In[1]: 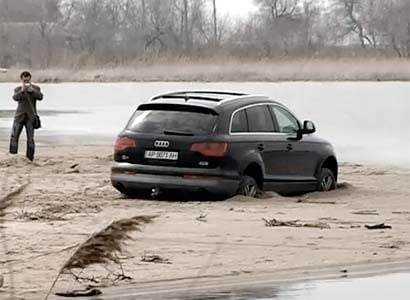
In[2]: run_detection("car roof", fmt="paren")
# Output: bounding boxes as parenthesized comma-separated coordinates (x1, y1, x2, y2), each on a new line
(145, 90, 279, 113)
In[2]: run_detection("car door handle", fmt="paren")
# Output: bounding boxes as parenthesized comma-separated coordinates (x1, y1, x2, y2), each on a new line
(257, 144, 265, 152)
(286, 144, 293, 151)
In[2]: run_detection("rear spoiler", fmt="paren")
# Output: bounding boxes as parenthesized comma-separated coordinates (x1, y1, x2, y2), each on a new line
(137, 103, 219, 115)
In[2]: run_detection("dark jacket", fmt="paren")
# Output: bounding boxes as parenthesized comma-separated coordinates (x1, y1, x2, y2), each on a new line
(13, 85, 43, 122)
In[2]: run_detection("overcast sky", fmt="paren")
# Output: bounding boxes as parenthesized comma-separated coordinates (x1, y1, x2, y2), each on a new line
(216, 0, 257, 17)
(216, 0, 330, 17)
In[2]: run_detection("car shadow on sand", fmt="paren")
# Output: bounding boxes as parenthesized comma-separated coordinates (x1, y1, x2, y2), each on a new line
(120, 182, 354, 203)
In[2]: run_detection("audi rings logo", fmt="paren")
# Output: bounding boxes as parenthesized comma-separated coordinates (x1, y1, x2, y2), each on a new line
(154, 140, 170, 148)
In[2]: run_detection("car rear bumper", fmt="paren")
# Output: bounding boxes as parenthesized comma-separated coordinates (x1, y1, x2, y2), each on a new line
(111, 162, 239, 196)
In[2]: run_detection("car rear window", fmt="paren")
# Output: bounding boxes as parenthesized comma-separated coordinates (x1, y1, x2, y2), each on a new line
(231, 110, 248, 133)
(126, 110, 218, 135)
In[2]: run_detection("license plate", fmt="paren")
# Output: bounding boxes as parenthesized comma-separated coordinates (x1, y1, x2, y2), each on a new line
(144, 151, 179, 160)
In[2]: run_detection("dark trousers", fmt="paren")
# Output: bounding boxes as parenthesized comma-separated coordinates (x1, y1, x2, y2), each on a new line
(9, 115, 35, 161)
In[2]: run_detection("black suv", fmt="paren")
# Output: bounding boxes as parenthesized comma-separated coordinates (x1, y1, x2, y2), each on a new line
(111, 91, 338, 198)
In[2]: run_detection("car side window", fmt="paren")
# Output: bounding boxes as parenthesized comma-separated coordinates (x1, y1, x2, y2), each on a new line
(246, 105, 275, 133)
(271, 106, 300, 134)
(231, 110, 248, 133)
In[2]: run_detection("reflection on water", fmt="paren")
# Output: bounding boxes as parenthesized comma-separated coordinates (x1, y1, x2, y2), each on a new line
(175, 289, 278, 300)
(174, 273, 410, 300)
(281, 272, 410, 300)
(0, 82, 409, 166)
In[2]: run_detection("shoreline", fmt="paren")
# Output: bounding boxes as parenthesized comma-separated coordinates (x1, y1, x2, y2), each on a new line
(2, 59, 410, 83)
(94, 258, 410, 299)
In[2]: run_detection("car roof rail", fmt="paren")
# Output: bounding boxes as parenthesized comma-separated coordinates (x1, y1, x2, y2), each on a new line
(217, 94, 270, 105)
(151, 91, 248, 102)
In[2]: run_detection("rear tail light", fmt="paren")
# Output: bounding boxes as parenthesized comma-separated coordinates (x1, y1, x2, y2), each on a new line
(115, 137, 137, 152)
(190, 142, 228, 157)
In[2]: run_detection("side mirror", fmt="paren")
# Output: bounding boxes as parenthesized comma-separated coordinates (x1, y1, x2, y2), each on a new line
(287, 120, 316, 141)
(301, 120, 316, 134)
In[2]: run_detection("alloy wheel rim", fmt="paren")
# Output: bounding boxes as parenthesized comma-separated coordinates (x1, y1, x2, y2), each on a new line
(244, 184, 257, 197)
(321, 175, 333, 191)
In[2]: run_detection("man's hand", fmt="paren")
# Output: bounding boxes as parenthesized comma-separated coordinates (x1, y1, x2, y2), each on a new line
(27, 85, 34, 93)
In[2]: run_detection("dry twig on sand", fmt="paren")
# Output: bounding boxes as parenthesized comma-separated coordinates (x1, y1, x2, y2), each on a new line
(141, 252, 172, 264)
(365, 223, 392, 230)
(55, 287, 102, 298)
(352, 210, 379, 216)
(262, 218, 330, 229)
(196, 213, 207, 223)
(44, 215, 156, 300)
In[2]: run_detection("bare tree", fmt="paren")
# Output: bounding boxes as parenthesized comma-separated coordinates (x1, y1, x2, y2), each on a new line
(36, 0, 63, 66)
(2, 0, 410, 68)
(212, 0, 217, 44)
(183, 0, 191, 53)
(378, 0, 410, 58)
(331, 0, 384, 48)
(141, 0, 147, 29)
(255, 0, 299, 19)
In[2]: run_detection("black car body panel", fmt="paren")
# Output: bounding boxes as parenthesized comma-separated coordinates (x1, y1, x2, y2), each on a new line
(111, 91, 338, 197)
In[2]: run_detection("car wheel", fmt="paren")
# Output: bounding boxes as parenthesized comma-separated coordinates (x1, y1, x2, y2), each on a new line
(238, 176, 259, 198)
(317, 168, 336, 192)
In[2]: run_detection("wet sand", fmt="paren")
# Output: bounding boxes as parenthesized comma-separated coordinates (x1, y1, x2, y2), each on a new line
(1, 144, 410, 299)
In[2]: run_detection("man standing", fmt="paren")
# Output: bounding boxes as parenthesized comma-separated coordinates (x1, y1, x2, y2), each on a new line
(9, 71, 43, 161)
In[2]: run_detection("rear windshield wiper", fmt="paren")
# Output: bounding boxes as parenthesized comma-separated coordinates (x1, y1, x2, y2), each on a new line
(164, 130, 194, 136)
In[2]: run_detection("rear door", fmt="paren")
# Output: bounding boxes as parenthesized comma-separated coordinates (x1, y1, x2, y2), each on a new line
(244, 105, 290, 182)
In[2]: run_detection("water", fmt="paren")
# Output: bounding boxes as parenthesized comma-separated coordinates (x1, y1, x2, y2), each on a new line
(92, 271, 410, 299)
(1, 82, 409, 166)
(279, 272, 410, 300)
(168, 273, 410, 300)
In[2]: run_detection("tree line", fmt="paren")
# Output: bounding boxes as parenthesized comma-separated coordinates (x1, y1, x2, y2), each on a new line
(1, 0, 410, 68)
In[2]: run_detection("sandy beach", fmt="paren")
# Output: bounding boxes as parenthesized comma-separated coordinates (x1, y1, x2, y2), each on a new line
(0, 143, 410, 299)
